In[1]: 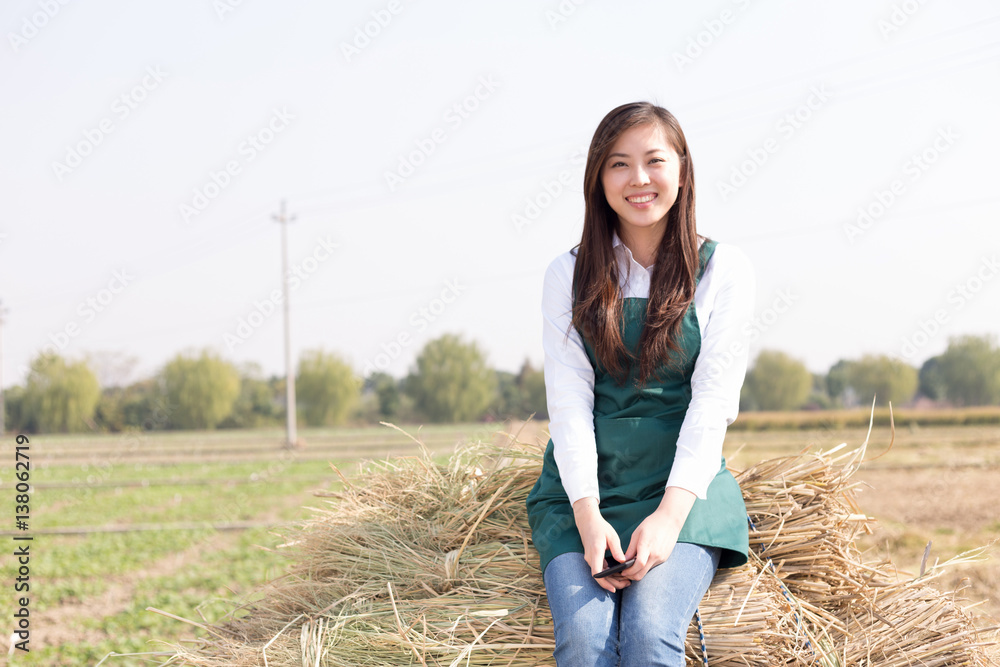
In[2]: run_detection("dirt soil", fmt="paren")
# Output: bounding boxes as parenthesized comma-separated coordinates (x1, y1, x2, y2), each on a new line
(853, 466, 1000, 624)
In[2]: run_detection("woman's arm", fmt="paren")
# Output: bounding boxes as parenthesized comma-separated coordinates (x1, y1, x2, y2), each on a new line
(542, 252, 629, 592)
(668, 243, 756, 498)
(541, 252, 599, 506)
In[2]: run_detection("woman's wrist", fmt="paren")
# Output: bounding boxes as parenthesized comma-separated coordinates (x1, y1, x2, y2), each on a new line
(653, 486, 696, 530)
(572, 496, 601, 517)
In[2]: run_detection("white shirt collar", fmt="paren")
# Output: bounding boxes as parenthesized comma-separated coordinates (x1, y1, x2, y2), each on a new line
(612, 230, 651, 271)
(611, 229, 704, 264)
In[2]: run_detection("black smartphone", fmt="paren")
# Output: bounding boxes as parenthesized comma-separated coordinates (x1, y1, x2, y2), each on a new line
(594, 557, 636, 579)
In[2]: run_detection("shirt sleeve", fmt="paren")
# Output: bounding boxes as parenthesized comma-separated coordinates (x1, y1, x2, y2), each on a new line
(541, 252, 600, 506)
(666, 243, 756, 499)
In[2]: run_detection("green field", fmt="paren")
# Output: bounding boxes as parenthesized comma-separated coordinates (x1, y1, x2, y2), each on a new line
(1, 417, 997, 665)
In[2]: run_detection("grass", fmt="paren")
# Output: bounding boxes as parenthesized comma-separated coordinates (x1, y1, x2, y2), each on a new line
(0, 423, 501, 666)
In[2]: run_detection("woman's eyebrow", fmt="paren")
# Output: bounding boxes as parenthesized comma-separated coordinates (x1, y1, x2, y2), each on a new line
(607, 148, 667, 158)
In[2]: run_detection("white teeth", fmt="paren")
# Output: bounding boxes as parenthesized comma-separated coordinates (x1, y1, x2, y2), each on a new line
(628, 194, 656, 203)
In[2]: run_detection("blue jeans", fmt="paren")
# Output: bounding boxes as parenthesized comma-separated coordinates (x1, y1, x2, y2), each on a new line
(543, 543, 720, 667)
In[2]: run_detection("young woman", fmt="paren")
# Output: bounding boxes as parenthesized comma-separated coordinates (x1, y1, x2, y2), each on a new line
(525, 102, 755, 666)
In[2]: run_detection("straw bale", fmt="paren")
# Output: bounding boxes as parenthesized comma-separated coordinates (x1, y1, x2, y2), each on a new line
(160, 429, 999, 666)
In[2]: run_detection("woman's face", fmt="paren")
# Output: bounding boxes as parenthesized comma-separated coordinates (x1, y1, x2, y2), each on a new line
(600, 122, 684, 240)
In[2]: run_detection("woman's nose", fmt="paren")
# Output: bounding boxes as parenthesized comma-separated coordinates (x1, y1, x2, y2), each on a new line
(630, 165, 650, 186)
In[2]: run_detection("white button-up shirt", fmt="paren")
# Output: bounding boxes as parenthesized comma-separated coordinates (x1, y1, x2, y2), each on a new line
(542, 231, 756, 505)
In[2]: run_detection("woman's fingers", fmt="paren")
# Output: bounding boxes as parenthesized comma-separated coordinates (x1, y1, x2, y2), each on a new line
(587, 552, 607, 577)
(592, 554, 619, 593)
(609, 533, 627, 564)
(621, 524, 659, 581)
(623, 542, 649, 580)
(574, 509, 629, 592)
(623, 528, 639, 564)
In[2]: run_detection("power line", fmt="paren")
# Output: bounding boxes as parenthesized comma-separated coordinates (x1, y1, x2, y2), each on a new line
(13, 19, 998, 309)
(284, 18, 1000, 218)
(680, 13, 1000, 121)
(7, 18, 998, 335)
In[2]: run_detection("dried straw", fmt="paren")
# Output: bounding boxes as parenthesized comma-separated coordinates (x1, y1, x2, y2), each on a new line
(155, 425, 999, 666)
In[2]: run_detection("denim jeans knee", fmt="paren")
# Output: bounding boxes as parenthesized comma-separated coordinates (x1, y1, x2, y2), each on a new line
(618, 543, 720, 667)
(542, 544, 720, 667)
(543, 551, 619, 667)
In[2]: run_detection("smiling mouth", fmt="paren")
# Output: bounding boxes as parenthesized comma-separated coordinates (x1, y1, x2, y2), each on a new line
(626, 193, 657, 204)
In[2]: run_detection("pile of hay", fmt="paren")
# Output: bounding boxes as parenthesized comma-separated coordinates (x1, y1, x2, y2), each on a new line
(161, 425, 999, 666)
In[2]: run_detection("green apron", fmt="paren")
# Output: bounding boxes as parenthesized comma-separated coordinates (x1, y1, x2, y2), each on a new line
(526, 239, 749, 575)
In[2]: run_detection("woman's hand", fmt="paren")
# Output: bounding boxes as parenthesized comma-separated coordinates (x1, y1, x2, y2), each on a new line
(572, 497, 629, 593)
(621, 486, 696, 581)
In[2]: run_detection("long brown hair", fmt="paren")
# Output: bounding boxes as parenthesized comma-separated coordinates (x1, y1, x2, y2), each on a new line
(571, 102, 702, 387)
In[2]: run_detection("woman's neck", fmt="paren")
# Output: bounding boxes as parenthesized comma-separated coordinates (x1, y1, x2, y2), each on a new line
(618, 225, 664, 269)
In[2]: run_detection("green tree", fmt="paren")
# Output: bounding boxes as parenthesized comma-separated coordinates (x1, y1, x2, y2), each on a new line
(806, 371, 834, 410)
(80, 378, 169, 432)
(741, 350, 812, 411)
(297, 350, 360, 426)
(94, 386, 128, 432)
(120, 379, 171, 430)
(487, 360, 547, 420)
(841, 355, 918, 407)
(517, 359, 547, 419)
(493, 369, 522, 419)
(21, 353, 101, 433)
(364, 371, 401, 419)
(3, 385, 27, 433)
(407, 333, 498, 422)
(933, 335, 1000, 406)
(160, 349, 241, 429)
(825, 359, 853, 406)
(220, 362, 283, 428)
(918, 356, 946, 401)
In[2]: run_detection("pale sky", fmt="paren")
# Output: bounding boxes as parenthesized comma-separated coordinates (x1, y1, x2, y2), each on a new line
(2, 0, 999, 389)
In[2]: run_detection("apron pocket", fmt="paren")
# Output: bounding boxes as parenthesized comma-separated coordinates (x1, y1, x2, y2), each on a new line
(593, 416, 683, 501)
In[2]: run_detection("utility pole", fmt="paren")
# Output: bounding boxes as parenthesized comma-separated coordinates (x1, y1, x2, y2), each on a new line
(273, 201, 299, 449)
(0, 300, 7, 436)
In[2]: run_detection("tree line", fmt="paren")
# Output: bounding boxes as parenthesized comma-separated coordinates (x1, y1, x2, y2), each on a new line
(4, 333, 998, 434)
(742, 335, 1000, 411)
